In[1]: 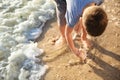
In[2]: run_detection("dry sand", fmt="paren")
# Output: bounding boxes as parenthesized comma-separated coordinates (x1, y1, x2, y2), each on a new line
(37, 0, 120, 80)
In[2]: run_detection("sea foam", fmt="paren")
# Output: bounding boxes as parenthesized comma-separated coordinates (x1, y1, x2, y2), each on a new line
(0, 0, 55, 80)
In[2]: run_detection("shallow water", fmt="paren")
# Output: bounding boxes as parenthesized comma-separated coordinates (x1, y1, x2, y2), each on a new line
(0, 0, 55, 80)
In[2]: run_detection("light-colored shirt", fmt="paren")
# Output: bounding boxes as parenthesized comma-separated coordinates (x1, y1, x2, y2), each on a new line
(65, 0, 104, 27)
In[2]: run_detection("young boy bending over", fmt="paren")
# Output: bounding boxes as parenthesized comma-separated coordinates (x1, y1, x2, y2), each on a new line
(53, 0, 108, 60)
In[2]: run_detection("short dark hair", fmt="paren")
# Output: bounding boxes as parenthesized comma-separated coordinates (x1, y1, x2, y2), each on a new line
(82, 6, 108, 36)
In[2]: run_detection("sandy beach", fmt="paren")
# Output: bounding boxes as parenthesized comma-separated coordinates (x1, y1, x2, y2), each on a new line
(37, 0, 120, 80)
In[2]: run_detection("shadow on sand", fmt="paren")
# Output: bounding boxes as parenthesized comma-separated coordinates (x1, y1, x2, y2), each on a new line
(92, 41, 120, 61)
(88, 41, 120, 80)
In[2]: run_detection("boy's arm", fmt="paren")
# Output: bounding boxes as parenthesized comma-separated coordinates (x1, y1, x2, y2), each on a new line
(65, 25, 80, 56)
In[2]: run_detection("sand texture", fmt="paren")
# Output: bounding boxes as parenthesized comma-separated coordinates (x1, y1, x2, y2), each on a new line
(37, 0, 120, 80)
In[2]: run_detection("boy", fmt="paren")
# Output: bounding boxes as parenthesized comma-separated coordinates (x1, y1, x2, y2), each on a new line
(53, 0, 108, 60)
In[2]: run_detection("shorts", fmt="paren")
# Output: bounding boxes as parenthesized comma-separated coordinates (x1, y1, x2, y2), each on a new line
(54, 0, 66, 26)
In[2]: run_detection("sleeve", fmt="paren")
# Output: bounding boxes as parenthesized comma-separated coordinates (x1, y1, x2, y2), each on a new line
(93, 0, 104, 5)
(65, 12, 80, 28)
(65, 0, 84, 28)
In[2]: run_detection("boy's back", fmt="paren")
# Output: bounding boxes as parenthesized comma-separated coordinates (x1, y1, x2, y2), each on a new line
(65, 0, 104, 27)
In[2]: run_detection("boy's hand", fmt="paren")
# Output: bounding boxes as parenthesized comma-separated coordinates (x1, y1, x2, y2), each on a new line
(72, 48, 87, 61)
(72, 48, 80, 57)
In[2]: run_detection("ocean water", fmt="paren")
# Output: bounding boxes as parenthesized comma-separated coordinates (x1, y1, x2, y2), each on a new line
(0, 0, 55, 80)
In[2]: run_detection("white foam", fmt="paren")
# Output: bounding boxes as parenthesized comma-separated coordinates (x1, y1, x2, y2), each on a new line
(0, 0, 55, 80)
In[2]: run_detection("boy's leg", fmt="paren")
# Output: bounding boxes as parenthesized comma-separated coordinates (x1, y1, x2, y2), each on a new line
(73, 18, 92, 51)
(53, 0, 66, 45)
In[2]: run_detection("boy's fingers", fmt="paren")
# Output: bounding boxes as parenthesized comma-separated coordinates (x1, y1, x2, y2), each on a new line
(78, 49, 87, 61)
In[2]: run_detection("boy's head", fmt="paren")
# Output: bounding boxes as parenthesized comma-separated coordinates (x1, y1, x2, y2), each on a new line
(82, 6, 108, 37)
